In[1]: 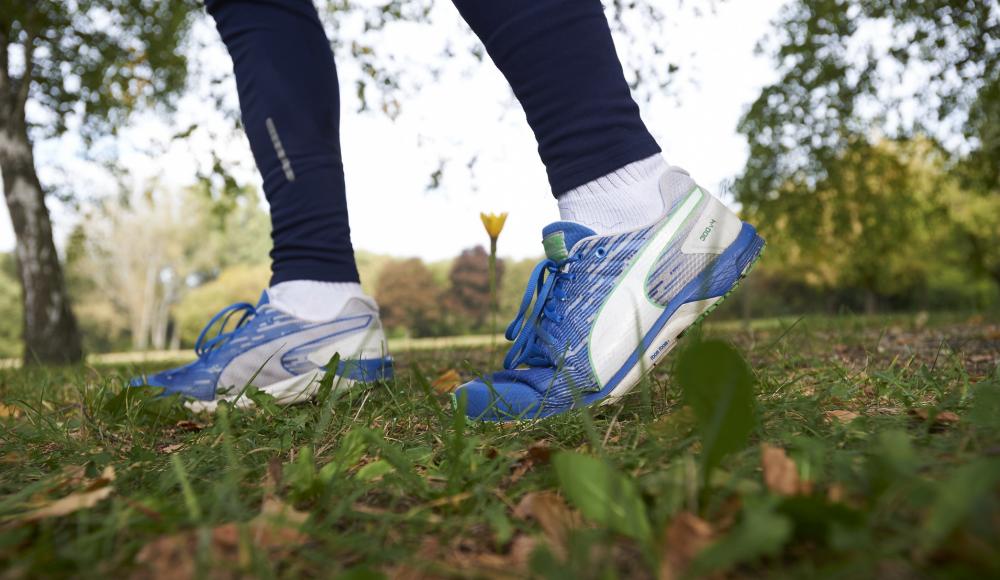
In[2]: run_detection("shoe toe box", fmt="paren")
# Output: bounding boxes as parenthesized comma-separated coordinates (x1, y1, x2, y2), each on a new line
(456, 378, 547, 421)
(128, 363, 218, 401)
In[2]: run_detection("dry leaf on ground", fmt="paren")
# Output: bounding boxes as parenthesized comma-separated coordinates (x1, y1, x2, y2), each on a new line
(910, 408, 961, 428)
(1, 452, 23, 464)
(824, 410, 860, 424)
(16, 466, 116, 523)
(390, 533, 536, 580)
(507, 441, 552, 485)
(513, 491, 582, 559)
(390, 537, 442, 580)
(659, 512, 714, 580)
(134, 496, 309, 579)
(431, 369, 462, 394)
(761, 444, 802, 496)
(936, 411, 961, 423)
(0, 403, 21, 418)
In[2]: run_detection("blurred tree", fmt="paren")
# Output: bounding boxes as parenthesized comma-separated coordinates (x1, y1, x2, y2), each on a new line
(955, 73, 1000, 284)
(375, 258, 445, 337)
(67, 182, 272, 351)
(174, 262, 271, 347)
(70, 186, 216, 350)
(355, 250, 395, 297)
(739, 0, 997, 200)
(0, 0, 701, 362)
(499, 256, 541, 324)
(748, 138, 956, 313)
(445, 245, 503, 332)
(0, 1, 196, 363)
(738, 0, 1000, 307)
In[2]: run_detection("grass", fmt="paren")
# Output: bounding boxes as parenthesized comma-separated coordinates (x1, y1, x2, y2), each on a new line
(0, 312, 998, 578)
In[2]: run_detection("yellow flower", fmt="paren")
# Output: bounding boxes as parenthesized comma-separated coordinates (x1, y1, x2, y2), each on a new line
(480, 212, 508, 241)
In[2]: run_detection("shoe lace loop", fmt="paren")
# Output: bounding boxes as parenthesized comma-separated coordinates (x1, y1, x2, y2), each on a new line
(194, 302, 257, 357)
(503, 256, 579, 369)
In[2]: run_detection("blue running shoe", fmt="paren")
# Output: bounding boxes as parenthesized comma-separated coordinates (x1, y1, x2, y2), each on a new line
(130, 290, 392, 412)
(457, 166, 765, 421)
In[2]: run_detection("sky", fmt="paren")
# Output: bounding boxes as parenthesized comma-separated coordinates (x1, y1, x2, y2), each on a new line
(6, 0, 789, 262)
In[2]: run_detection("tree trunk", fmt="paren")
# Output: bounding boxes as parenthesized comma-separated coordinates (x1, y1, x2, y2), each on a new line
(864, 289, 878, 315)
(0, 113, 83, 364)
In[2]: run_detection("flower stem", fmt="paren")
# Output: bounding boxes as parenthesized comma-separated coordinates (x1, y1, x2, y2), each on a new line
(489, 237, 497, 363)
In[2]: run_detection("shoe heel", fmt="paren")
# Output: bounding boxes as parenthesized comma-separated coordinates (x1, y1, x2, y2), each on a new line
(336, 356, 394, 382)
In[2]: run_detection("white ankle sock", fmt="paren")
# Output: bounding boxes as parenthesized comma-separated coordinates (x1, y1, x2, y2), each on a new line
(268, 280, 366, 322)
(557, 154, 668, 234)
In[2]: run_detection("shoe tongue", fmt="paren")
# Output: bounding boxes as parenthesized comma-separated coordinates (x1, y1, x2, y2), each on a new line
(541, 221, 597, 262)
(257, 290, 270, 307)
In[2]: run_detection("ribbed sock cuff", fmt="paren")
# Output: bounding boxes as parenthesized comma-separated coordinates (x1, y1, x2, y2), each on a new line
(557, 154, 668, 233)
(268, 280, 366, 322)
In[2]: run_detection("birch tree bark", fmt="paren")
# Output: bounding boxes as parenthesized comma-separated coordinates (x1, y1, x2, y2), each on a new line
(0, 33, 82, 364)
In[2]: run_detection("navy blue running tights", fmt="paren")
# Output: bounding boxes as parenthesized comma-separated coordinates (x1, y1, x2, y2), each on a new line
(205, 0, 660, 284)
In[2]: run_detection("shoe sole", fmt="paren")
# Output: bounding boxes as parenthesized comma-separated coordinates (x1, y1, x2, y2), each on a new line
(598, 222, 766, 405)
(184, 369, 358, 413)
(184, 356, 394, 413)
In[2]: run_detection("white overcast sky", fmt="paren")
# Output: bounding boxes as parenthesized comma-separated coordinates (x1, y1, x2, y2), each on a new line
(8, 0, 788, 262)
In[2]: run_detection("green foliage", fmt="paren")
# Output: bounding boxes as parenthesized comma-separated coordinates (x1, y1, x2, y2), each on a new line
(737, 0, 1000, 313)
(355, 250, 396, 297)
(444, 246, 503, 334)
(174, 263, 271, 347)
(691, 500, 792, 576)
(1, 0, 198, 138)
(375, 258, 446, 338)
(674, 339, 756, 485)
(66, 186, 271, 351)
(921, 459, 1000, 552)
(499, 256, 540, 324)
(553, 451, 652, 544)
(739, 0, 997, 201)
(968, 375, 1000, 430)
(0, 314, 998, 576)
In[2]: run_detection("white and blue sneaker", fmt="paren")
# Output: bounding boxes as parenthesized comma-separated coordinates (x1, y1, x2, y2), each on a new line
(456, 167, 765, 420)
(130, 290, 392, 412)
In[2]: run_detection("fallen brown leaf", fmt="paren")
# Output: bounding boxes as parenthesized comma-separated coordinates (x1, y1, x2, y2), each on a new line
(19, 487, 113, 523)
(513, 491, 582, 559)
(16, 466, 116, 523)
(507, 535, 539, 572)
(910, 408, 961, 428)
(160, 443, 185, 454)
(174, 420, 207, 432)
(431, 369, 462, 394)
(761, 444, 801, 497)
(134, 495, 309, 579)
(392, 532, 536, 580)
(824, 409, 860, 424)
(507, 440, 552, 485)
(659, 512, 714, 580)
(0, 403, 21, 418)
(1, 452, 23, 464)
(935, 410, 960, 423)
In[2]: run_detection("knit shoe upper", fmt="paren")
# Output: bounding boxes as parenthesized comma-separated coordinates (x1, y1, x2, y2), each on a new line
(129, 290, 392, 407)
(457, 167, 765, 420)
